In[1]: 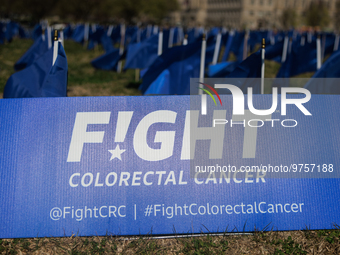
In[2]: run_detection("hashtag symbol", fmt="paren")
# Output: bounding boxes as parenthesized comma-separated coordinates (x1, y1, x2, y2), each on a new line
(144, 205, 153, 216)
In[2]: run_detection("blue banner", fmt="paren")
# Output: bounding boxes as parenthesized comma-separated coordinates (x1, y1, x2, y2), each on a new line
(0, 95, 339, 238)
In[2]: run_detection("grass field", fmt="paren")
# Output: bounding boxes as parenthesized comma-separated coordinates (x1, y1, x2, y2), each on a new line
(0, 39, 142, 98)
(0, 38, 338, 254)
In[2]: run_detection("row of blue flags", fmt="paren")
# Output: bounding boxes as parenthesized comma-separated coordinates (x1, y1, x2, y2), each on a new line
(4, 21, 340, 98)
(0, 21, 28, 44)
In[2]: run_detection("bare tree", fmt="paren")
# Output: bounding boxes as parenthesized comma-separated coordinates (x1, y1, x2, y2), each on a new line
(305, 0, 330, 28)
(281, 8, 297, 30)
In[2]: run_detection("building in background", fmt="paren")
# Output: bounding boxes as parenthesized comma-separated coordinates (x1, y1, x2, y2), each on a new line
(172, 0, 337, 30)
(173, 0, 207, 26)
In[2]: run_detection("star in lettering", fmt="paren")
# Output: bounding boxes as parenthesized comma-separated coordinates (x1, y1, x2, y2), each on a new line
(108, 145, 126, 161)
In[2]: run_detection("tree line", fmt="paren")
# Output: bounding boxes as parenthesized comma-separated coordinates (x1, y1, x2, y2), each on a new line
(0, 0, 179, 24)
(281, 0, 340, 30)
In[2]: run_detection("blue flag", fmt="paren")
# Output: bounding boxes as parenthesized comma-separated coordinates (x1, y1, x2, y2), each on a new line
(4, 42, 68, 98)
(125, 26, 138, 45)
(63, 25, 73, 39)
(229, 31, 245, 62)
(5, 21, 19, 42)
(304, 50, 340, 94)
(207, 61, 238, 77)
(18, 24, 28, 38)
(220, 51, 263, 94)
(14, 35, 48, 71)
(226, 51, 262, 78)
(32, 24, 43, 41)
(248, 31, 263, 52)
(100, 33, 115, 53)
(140, 40, 202, 94)
(265, 40, 284, 63)
(91, 48, 120, 70)
(323, 33, 336, 56)
(109, 26, 121, 45)
(221, 32, 235, 62)
(124, 34, 160, 70)
(140, 36, 216, 95)
(276, 39, 317, 78)
(72, 24, 85, 44)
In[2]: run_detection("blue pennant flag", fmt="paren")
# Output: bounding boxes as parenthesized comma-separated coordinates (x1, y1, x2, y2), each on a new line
(221, 32, 235, 62)
(4, 42, 68, 98)
(63, 25, 73, 39)
(276, 39, 317, 78)
(220, 51, 263, 94)
(91, 48, 120, 70)
(248, 31, 263, 52)
(84, 26, 114, 52)
(209, 34, 283, 78)
(5, 21, 19, 42)
(304, 50, 340, 94)
(207, 61, 238, 77)
(72, 24, 85, 44)
(32, 24, 43, 41)
(140, 36, 216, 95)
(227, 51, 262, 78)
(14, 35, 48, 71)
(124, 34, 160, 70)
(87, 25, 102, 50)
(100, 33, 115, 53)
(125, 26, 138, 45)
(323, 33, 336, 56)
(139, 40, 202, 95)
(109, 26, 121, 45)
(265, 40, 284, 63)
(229, 31, 245, 62)
(18, 24, 28, 38)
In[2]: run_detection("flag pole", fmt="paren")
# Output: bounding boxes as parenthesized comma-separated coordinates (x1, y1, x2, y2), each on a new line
(158, 28, 163, 56)
(300, 35, 305, 46)
(52, 30, 58, 66)
(288, 37, 292, 54)
(261, 38, 265, 95)
(42, 28, 46, 42)
(117, 24, 125, 73)
(307, 30, 312, 43)
(333, 32, 339, 52)
(146, 24, 152, 38)
(199, 34, 206, 95)
(92, 24, 98, 51)
(153, 25, 158, 35)
(281, 34, 289, 63)
(242, 30, 249, 61)
(321, 33, 326, 63)
(47, 25, 52, 49)
(178, 26, 184, 44)
(316, 34, 322, 70)
(212, 32, 222, 64)
(135, 25, 141, 82)
(168, 27, 174, 48)
(183, 34, 188, 45)
(59, 29, 64, 47)
(84, 23, 89, 49)
(270, 31, 275, 45)
(107, 25, 114, 37)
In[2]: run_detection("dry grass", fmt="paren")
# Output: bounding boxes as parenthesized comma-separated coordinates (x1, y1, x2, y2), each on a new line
(1, 229, 340, 254)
